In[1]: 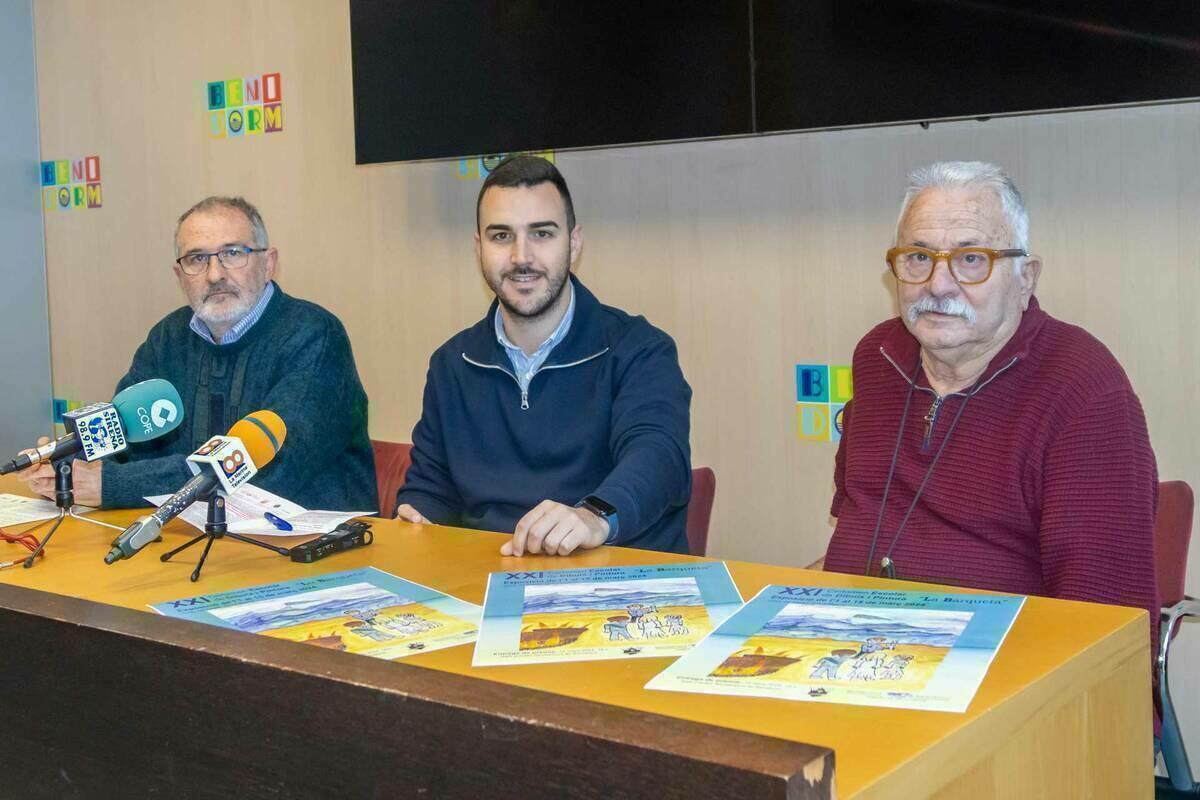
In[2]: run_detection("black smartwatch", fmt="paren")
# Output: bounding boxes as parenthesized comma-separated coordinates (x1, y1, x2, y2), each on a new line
(576, 495, 617, 521)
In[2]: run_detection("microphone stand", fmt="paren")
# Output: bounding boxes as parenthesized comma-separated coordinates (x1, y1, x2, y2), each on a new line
(159, 487, 290, 582)
(21, 456, 123, 568)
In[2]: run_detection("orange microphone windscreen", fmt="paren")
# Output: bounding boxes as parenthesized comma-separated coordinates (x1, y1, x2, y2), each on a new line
(228, 410, 287, 468)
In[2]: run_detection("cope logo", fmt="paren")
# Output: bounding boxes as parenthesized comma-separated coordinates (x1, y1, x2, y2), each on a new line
(135, 399, 179, 436)
(207, 73, 283, 138)
(41, 155, 102, 211)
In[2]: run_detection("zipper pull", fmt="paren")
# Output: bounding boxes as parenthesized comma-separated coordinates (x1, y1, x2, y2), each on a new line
(922, 396, 942, 452)
(521, 390, 529, 411)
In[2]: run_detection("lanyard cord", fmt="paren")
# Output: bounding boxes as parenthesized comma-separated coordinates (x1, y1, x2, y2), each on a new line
(863, 366, 919, 575)
(874, 396, 973, 578)
(862, 364, 974, 578)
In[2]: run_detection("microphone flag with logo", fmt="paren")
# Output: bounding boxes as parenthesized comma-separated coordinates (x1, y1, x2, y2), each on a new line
(117, 378, 184, 444)
(0, 379, 185, 475)
(104, 410, 287, 564)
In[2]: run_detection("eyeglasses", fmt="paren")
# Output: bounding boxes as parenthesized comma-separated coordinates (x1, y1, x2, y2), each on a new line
(886, 246, 1027, 286)
(175, 246, 266, 275)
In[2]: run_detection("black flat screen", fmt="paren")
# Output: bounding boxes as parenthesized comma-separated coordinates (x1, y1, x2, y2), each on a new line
(350, 1, 753, 164)
(350, 1, 1200, 164)
(755, 0, 1200, 133)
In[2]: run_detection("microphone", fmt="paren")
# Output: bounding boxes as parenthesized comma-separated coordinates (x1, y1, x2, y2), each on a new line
(0, 379, 185, 475)
(104, 410, 287, 564)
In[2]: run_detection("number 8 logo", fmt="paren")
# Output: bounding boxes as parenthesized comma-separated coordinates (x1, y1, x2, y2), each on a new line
(222, 450, 245, 475)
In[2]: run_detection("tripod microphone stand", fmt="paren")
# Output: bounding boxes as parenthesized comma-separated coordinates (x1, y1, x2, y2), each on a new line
(159, 487, 290, 582)
(22, 457, 123, 568)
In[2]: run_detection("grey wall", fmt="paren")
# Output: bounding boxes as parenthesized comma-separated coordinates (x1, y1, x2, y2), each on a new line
(0, 0, 52, 454)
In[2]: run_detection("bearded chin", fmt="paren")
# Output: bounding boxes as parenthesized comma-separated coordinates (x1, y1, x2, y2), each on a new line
(196, 292, 252, 325)
(497, 268, 571, 320)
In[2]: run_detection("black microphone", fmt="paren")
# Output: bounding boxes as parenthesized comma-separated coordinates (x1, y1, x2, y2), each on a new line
(1, 435, 90, 475)
(102, 474, 213, 564)
(0, 379, 184, 475)
(105, 410, 287, 564)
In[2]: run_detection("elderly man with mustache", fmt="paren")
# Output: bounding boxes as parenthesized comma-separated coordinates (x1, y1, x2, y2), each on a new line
(821, 160, 1159, 723)
(18, 196, 377, 511)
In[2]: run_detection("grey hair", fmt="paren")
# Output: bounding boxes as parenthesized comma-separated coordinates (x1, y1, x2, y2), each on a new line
(174, 196, 269, 256)
(896, 161, 1029, 253)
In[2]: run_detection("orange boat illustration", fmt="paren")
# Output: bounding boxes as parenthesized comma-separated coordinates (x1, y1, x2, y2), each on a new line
(519, 623, 589, 649)
(711, 647, 803, 677)
(306, 633, 348, 651)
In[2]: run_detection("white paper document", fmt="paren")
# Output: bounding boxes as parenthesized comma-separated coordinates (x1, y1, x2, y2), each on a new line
(0, 493, 97, 527)
(145, 484, 373, 537)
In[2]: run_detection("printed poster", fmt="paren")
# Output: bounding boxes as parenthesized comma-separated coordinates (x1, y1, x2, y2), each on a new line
(153, 567, 480, 660)
(473, 562, 743, 666)
(646, 585, 1024, 712)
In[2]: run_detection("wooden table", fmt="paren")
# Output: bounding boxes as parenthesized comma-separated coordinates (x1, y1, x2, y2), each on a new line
(0, 478, 1152, 798)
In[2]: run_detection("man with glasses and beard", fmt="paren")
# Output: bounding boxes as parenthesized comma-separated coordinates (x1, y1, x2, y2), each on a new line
(821, 161, 1158, 717)
(396, 156, 692, 557)
(17, 196, 377, 512)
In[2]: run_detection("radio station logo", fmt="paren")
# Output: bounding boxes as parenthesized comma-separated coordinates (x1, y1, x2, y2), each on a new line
(150, 399, 178, 428)
(68, 404, 127, 460)
(221, 448, 246, 477)
(192, 437, 254, 487)
(134, 399, 178, 436)
(196, 437, 225, 457)
(207, 73, 283, 138)
(41, 155, 102, 211)
(86, 417, 110, 444)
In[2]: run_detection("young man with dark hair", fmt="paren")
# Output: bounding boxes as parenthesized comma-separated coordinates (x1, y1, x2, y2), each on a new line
(397, 156, 692, 556)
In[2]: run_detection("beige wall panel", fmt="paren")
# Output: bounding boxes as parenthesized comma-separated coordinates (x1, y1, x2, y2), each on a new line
(33, 1, 1200, 759)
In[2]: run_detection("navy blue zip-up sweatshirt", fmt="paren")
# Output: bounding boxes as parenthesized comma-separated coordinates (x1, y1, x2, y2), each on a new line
(398, 276, 692, 553)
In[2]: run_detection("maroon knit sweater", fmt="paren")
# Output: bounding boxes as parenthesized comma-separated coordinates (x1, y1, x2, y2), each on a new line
(825, 297, 1159, 708)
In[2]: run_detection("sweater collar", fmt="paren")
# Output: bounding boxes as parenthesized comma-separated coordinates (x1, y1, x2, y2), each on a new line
(191, 283, 286, 354)
(189, 280, 276, 345)
(463, 274, 609, 367)
(880, 295, 1048, 391)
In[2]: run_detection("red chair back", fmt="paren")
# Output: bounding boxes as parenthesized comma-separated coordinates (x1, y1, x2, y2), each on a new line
(372, 440, 413, 519)
(686, 466, 717, 556)
(1154, 480, 1195, 608)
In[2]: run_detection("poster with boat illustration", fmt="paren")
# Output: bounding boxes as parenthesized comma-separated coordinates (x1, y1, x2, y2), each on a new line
(472, 562, 743, 666)
(645, 584, 1024, 712)
(152, 567, 480, 661)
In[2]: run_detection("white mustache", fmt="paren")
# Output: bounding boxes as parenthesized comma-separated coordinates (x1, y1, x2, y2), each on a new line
(907, 296, 976, 325)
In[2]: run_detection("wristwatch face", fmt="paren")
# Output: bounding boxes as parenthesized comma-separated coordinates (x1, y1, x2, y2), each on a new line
(580, 495, 617, 518)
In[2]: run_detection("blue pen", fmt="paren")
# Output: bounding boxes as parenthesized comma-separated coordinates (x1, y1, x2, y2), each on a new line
(264, 512, 293, 532)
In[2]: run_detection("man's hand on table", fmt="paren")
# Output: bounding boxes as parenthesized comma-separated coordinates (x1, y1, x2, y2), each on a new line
(396, 503, 431, 524)
(502, 500, 609, 557)
(14, 436, 104, 507)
